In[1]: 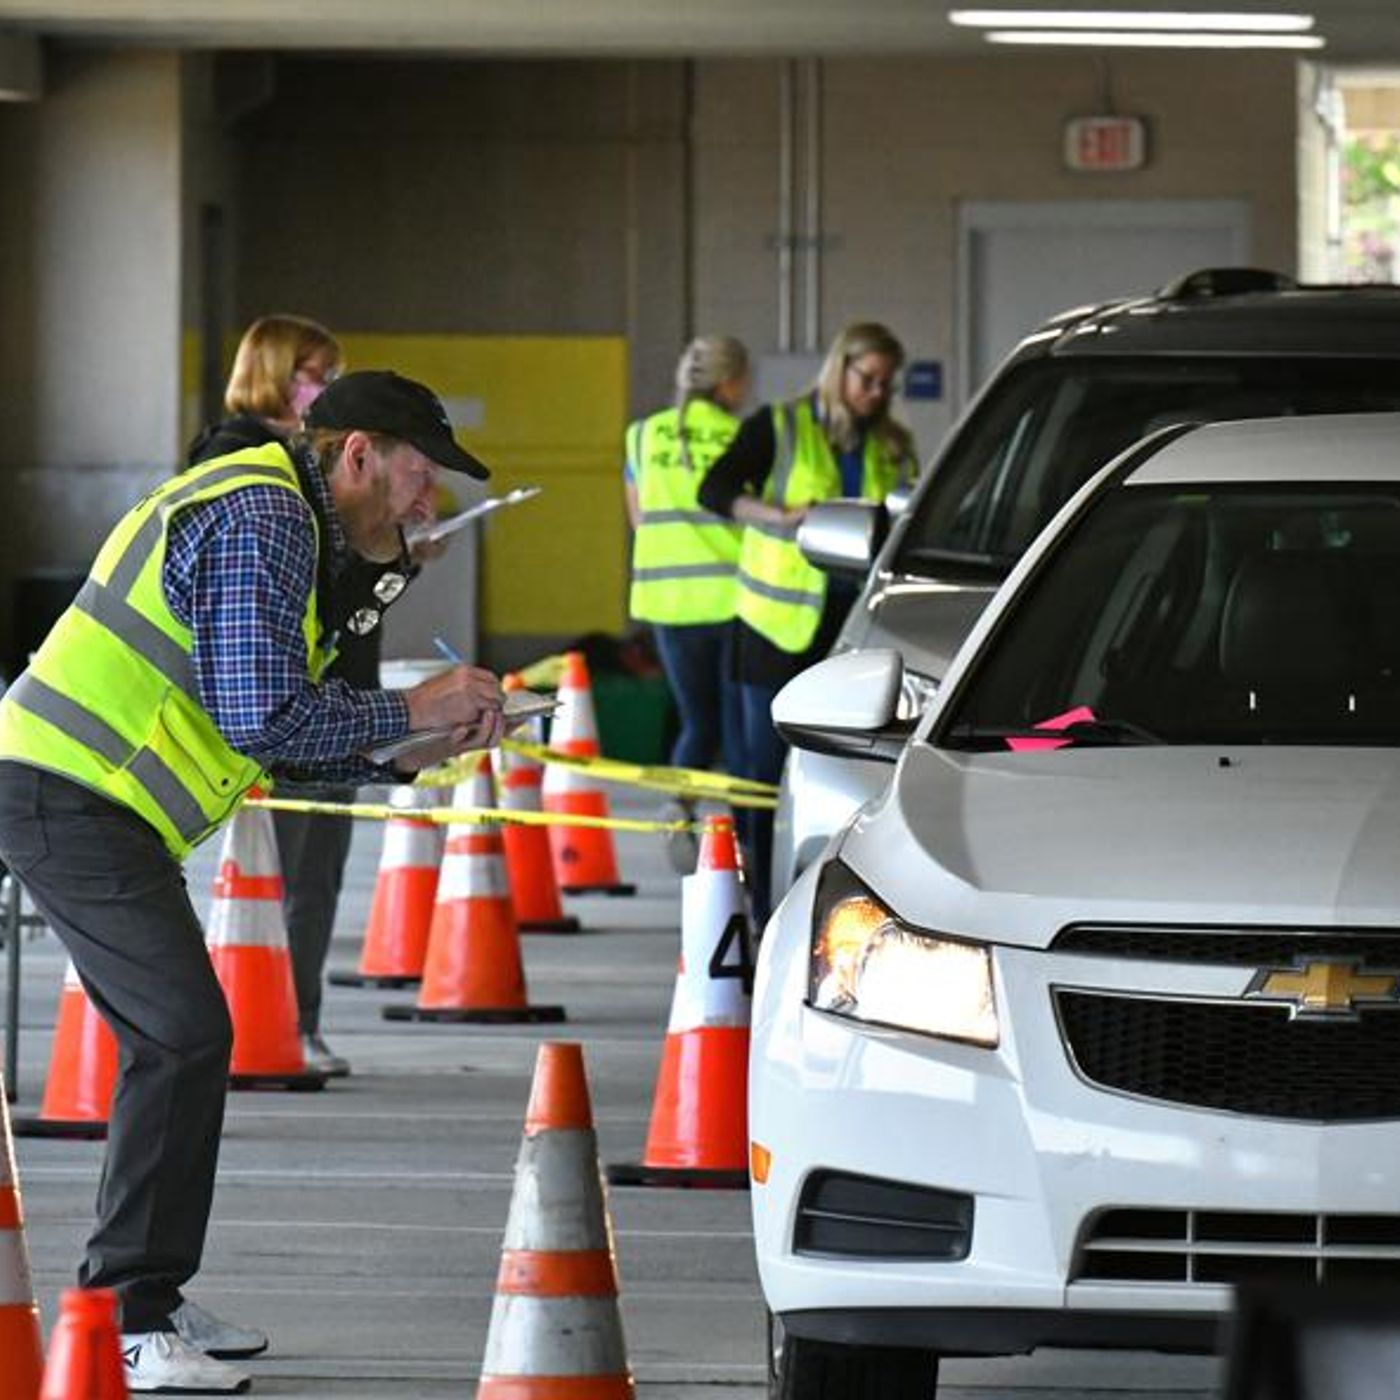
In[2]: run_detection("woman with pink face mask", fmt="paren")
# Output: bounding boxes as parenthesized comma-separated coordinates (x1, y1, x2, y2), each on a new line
(188, 314, 343, 459)
(185, 315, 368, 1081)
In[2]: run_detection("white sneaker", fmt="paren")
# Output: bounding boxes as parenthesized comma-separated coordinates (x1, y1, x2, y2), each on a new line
(121, 1330, 250, 1393)
(171, 1298, 269, 1358)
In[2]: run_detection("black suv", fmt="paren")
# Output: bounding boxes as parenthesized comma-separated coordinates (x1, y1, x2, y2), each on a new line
(774, 268, 1400, 899)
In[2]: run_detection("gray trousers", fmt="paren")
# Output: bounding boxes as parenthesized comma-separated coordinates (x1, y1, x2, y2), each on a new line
(271, 785, 355, 1036)
(0, 762, 232, 1332)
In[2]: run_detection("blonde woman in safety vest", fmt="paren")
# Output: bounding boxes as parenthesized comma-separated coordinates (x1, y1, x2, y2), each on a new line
(625, 335, 750, 779)
(698, 321, 916, 920)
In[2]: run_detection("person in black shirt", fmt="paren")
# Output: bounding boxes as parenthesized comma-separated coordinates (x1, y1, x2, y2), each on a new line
(698, 323, 916, 920)
(188, 315, 394, 1078)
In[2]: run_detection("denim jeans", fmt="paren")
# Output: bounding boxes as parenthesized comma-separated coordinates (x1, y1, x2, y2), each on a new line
(653, 621, 743, 775)
(737, 681, 790, 927)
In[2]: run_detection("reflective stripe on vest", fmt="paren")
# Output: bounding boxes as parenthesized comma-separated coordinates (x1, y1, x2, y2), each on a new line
(0, 445, 326, 858)
(628, 399, 742, 625)
(736, 398, 908, 654)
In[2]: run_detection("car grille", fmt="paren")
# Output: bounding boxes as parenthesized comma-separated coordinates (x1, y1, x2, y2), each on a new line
(1052, 924, 1400, 968)
(1056, 990, 1400, 1121)
(1075, 1209, 1400, 1286)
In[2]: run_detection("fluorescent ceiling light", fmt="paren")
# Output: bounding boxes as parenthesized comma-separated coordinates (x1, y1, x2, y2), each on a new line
(950, 10, 1315, 30)
(985, 26, 1324, 44)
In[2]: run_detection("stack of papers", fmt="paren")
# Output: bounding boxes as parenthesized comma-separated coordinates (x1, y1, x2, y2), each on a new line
(361, 688, 559, 766)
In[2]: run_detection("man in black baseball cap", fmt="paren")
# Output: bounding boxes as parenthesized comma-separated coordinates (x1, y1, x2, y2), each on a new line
(299, 369, 490, 566)
(0, 363, 505, 1392)
(305, 369, 490, 481)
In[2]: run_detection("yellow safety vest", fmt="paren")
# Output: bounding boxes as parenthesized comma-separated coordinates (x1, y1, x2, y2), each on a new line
(0, 444, 330, 859)
(736, 397, 909, 654)
(627, 398, 742, 626)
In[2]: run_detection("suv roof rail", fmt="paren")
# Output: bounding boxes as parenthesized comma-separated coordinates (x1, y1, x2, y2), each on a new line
(1157, 267, 1297, 300)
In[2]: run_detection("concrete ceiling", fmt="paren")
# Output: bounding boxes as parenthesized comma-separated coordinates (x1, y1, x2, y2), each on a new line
(0, 0, 1395, 64)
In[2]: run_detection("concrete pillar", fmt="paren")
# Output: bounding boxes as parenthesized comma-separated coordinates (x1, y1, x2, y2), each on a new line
(0, 47, 188, 667)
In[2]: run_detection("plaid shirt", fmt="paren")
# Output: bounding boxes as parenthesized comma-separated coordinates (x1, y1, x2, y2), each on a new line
(163, 449, 408, 784)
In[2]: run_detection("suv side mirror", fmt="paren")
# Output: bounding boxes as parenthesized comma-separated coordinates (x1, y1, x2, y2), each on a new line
(773, 649, 915, 763)
(797, 500, 888, 578)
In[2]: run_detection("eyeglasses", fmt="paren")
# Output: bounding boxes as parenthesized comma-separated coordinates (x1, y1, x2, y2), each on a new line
(343, 544, 411, 635)
(847, 363, 900, 396)
(294, 361, 341, 387)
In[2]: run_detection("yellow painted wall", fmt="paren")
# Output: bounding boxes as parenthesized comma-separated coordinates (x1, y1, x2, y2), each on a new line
(180, 328, 203, 454)
(332, 334, 627, 641)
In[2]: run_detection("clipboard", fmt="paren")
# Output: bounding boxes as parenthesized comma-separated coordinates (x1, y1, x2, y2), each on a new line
(361, 727, 459, 767)
(361, 690, 557, 765)
(406, 486, 542, 546)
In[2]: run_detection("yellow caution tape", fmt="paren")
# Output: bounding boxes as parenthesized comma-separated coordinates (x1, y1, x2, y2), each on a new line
(417, 739, 779, 809)
(247, 795, 695, 835)
(511, 653, 568, 690)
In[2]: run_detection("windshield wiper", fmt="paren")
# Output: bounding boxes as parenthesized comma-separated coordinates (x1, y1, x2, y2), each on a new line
(946, 717, 1165, 748)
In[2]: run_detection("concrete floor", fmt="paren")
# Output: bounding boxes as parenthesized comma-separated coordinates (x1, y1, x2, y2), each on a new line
(6, 792, 1224, 1397)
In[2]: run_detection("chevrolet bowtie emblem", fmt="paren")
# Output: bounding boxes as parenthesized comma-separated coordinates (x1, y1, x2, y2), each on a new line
(1245, 960, 1400, 1019)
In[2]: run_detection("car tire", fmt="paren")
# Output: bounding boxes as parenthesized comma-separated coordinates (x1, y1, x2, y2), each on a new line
(767, 1310, 939, 1399)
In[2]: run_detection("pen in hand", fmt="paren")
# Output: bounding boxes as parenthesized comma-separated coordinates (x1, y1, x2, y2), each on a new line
(430, 635, 508, 745)
(433, 635, 465, 666)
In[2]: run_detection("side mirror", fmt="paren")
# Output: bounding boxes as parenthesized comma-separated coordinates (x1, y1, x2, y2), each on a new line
(797, 500, 888, 578)
(773, 649, 914, 763)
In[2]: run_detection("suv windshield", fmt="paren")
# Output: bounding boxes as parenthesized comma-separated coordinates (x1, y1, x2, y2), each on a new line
(896, 357, 1400, 578)
(942, 481, 1400, 749)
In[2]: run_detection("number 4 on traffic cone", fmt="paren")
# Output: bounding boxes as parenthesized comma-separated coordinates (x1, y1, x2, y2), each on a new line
(608, 816, 752, 1189)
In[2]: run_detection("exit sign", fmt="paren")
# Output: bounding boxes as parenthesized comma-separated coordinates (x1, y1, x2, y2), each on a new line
(1064, 115, 1148, 173)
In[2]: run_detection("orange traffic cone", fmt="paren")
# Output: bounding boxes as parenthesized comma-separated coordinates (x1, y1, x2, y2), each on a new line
(0, 1077, 44, 1396)
(495, 676, 581, 934)
(39, 1287, 125, 1400)
(477, 1042, 634, 1399)
(205, 805, 327, 1090)
(384, 759, 564, 1025)
(609, 816, 751, 1188)
(329, 783, 443, 988)
(541, 652, 635, 897)
(11, 960, 116, 1141)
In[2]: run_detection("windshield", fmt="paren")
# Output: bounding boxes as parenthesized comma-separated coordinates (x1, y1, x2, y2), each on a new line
(942, 481, 1400, 749)
(896, 357, 1400, 579)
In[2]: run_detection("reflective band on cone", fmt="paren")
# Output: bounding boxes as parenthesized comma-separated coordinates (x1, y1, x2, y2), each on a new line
(330, 783, 443, 987)
(541, 653, 634, 897)
(496, 679, 582, 934)
(608, 817, 751, 1189)
(477, 1043, 634, 1400)
(385, 759, 565, 1026)
(206, 805, 328, 1090)
(39, 1287, 125, 1400)
(0, 1081, 44, 1398)
(12, 960, 116, 1141)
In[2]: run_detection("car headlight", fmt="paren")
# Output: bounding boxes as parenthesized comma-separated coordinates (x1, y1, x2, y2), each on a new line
(898, 668, 939, 720)
(808, 862, 999, 1047)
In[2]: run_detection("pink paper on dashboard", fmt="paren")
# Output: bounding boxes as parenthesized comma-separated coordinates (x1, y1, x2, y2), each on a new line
(1006, 705, 1098, 752)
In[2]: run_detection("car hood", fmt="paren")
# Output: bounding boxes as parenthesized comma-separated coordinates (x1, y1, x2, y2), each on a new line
(841, 576, 998, 679)
(842, 746, 1400, 947)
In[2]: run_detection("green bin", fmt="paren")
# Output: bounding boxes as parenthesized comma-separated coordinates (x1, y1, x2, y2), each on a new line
(590, 673, 677, 766)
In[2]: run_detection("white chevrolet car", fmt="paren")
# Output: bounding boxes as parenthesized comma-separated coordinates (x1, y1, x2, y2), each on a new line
(751, 412, 1400, 1398)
